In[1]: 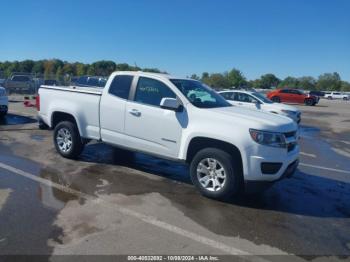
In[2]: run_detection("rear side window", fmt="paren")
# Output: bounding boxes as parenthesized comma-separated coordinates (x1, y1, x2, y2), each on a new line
(134, 77, 176, 107)
(280, 89, 290, 93)
(236, 93, 257, 103)
(221, 92, 234, 100)
(109, 75, 133, 99)
(12, 76, 30, 82)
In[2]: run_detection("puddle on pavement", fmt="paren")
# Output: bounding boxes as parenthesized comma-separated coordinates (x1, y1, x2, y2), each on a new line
(30, 134, 45, 141)
(0, 114, 36, 126)
(299, 125, 321, 138)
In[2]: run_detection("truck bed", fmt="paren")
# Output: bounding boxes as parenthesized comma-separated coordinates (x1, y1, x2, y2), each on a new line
(41, 85, 103, 95)
(39, 85, 102, 140)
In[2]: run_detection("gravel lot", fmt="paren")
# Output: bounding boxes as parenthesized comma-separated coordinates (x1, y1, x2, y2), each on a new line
(0, 97, 349, 261)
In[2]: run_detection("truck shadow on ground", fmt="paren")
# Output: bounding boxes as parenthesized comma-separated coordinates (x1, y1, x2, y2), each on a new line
(77, 143, 350, 219)
(0, 113, 37, 126)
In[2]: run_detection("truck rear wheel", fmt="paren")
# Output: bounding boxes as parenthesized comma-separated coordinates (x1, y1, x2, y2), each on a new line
(53, 121, 84, 159)
(190, 148, 243, 200)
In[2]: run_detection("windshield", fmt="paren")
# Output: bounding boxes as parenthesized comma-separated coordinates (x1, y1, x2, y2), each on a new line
(252, 92, 273, 104)
(170, 79, 231, 108)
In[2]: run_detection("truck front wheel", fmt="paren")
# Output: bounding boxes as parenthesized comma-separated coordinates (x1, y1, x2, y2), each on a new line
(190, 148, 243, 200)
(53, 121, 84, 159)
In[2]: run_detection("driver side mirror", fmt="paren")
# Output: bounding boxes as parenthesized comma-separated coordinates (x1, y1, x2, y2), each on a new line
(160, 97, 183, 112)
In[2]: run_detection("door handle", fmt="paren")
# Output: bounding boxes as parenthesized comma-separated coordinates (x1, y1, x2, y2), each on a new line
(129, 109, 141, 117)
(238, 103, 243, 105)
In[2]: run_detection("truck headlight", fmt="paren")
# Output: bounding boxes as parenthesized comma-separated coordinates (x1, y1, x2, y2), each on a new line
(249, 129, 286, 148)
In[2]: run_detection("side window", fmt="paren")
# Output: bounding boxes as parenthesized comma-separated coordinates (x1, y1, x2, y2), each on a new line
(236, 93, 257, 103)
(134, 77, 176, 107)
(109, 75, 133, 99)
(221, 92, 233, 100)
(280, 89, 290, 94)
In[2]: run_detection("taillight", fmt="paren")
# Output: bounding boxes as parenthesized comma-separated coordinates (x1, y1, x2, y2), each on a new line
(36, 94, 40, 111)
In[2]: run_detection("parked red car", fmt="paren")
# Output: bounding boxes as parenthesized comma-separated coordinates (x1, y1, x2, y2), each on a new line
(266, 89, 319, 106)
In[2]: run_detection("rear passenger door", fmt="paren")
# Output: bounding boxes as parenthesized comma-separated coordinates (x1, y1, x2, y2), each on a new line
(100, 74, 134, 145)
(279, 89, 291, 103)
(290, 90, 304, 103)
(124, 76, 184, 158)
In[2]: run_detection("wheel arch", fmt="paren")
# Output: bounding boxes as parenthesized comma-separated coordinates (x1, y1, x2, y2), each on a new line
(186, 137, 243, 170)
(51, 111, 81, 135)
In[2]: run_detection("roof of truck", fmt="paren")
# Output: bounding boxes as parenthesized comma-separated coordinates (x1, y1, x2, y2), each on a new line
(112, 71, 189, 81)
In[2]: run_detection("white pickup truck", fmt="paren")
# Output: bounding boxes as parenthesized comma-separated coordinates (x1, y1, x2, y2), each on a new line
(37, 71, 299, 199)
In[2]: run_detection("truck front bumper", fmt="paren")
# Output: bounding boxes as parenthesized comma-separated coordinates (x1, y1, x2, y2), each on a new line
(244, 159, 299, 193)
(242, 142, 300, 183)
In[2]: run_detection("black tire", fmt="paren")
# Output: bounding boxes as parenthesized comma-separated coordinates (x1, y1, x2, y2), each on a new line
(190, 148, 243, 200)
(0, 112, 6, 118)
(327, 96, 332, 100)
(271, 96, 280, 103)
(305, 98, 314, 106)
(53, 121, 84, 159)
(343, 97, 348, 101)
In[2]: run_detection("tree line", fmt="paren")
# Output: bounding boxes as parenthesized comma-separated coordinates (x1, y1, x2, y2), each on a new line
(0, 59, 162, 80)
(190, 69, 350, 91)
(0, 59, 349, 91)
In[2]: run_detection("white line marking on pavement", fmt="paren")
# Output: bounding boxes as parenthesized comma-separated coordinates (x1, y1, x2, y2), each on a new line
(300, 163, 350, 174)
(300, 152, 316, 158)
(0, 162, 272, 260)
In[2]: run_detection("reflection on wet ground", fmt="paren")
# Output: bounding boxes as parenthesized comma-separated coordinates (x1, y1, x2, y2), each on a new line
(0, 113, 36, 126)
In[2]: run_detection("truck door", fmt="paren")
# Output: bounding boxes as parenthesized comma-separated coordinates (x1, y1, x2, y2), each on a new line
(124, 76, 184, 158)
(100, 75, 134, 145)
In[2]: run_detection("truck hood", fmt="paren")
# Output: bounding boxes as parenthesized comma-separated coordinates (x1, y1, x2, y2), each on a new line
(209, 106, 297, 133)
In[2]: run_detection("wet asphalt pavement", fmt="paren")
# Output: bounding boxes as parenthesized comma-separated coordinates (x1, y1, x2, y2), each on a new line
(0, 100, 350, 260)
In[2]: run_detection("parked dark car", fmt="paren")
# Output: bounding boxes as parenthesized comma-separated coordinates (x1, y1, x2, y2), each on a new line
(44, 79, 58, 86)
(74, 76, 107, 88)
(309, 91, 325, 97)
